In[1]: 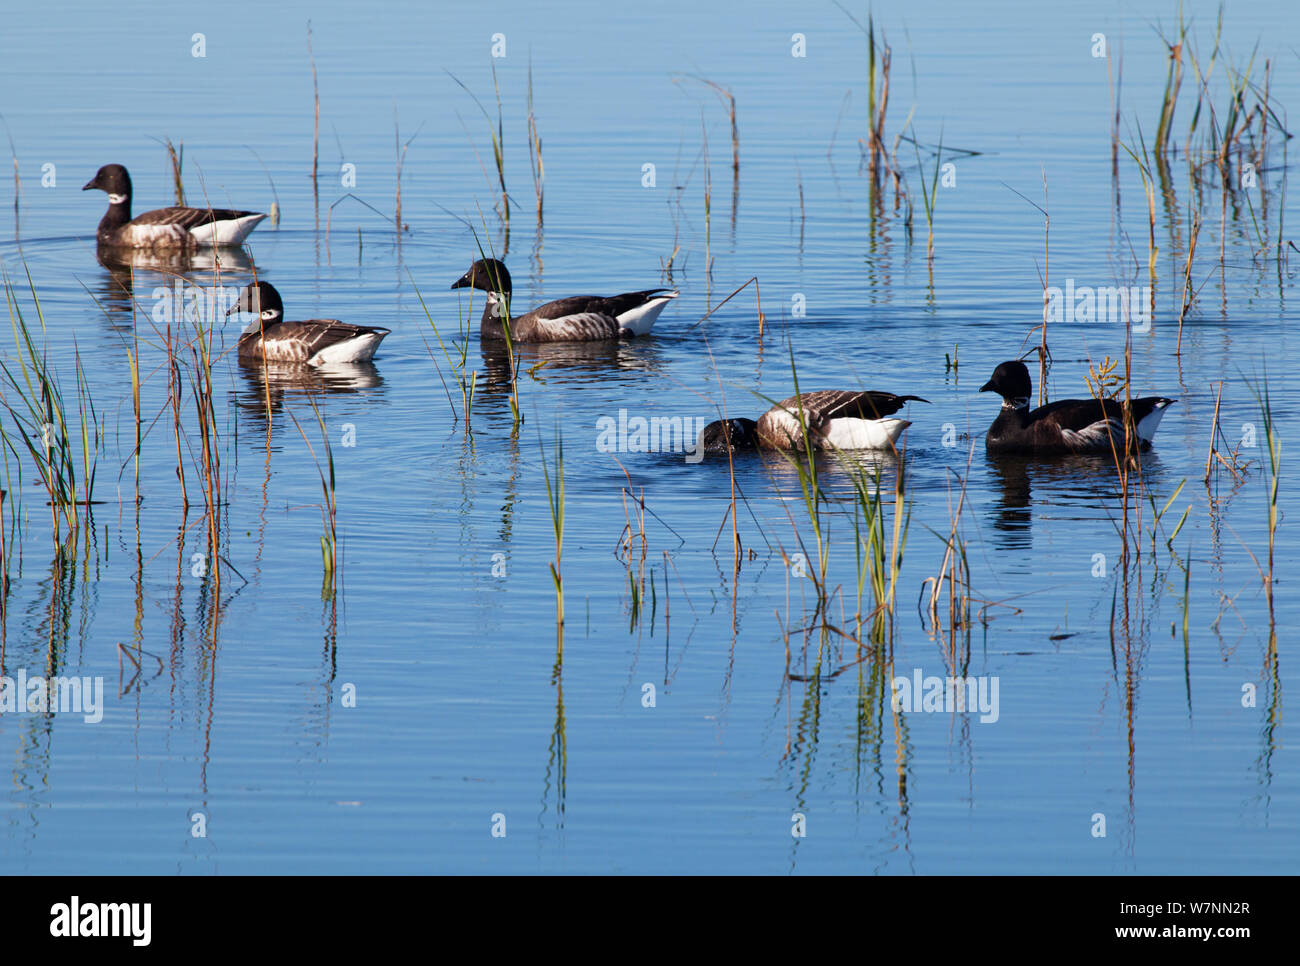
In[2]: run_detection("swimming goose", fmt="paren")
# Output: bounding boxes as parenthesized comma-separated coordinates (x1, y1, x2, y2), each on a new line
(979, 360, 1175, 454)
(83, 164, 266, 249)
(701, 390, 928, 454)
(450, 258, 677, 343)
(227, 282, 390, 366)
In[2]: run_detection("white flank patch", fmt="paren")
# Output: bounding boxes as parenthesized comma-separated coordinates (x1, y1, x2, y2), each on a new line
(124, 223, 192, 249)
(1060, 418, 1125, 449)
(537, 313, 618, 341)
(823, 417, 911, 450)
(615, 292, 677, 336)
(763, 408, 910, 451)
(309, 332, 386, 366)
(188, 213, 267, 246)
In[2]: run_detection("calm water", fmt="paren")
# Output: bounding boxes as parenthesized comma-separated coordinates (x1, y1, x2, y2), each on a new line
(0, 0, 1295, 873)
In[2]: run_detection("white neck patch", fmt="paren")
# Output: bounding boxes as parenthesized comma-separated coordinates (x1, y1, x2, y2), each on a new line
(241, 308, 281, 335)
(1003, 396, 1031, 411)
(486, 291, 509, 318)
(107, 193, 128, 205)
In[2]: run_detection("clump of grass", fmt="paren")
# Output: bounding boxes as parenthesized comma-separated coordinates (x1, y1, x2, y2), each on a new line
(1153, 8, 1187, 159)
(919, 457, 973, 666)
(856, 10, 893, 187)
(1121, 126, 1160, 285)
(847, 448, 910, 646)
(0, 268, 100, 546)
(832, 5, 897, 192)
(186, 280, 224, 596)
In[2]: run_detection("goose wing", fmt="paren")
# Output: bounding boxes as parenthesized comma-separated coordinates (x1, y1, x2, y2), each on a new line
(132, 205, 264, 231)
(1034, 395, 1174, 449)
(777, 389, 927, 424)
(527, 291, 672, 320)
(512, 301, 621, 342)
(239, 319, 390, 364)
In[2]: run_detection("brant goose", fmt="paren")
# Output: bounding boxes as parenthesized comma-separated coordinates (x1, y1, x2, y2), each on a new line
(979, 360, 1175, 454)
(227, 282, 390, 366)
(83, 164, 266, 249)
(450, 258, 677, 343)
(701, 390, 928, 454)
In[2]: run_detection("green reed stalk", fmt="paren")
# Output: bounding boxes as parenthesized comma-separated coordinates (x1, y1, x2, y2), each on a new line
(911, 127, 944, 264)
(291, 399, 338, 597)
(188, 303, 222, 596)
(779, 349, 828, 598)
(1153, 5, 1186, 157)
(1121, 130, 1159, 283)
(163, 138, 184, 205)
(1255, 377, 1280, 601)
(527, 55, 544, 223)
(412, 273, 475, 432)
(0, 268, 96, 544)
(540, 427, 565, 630)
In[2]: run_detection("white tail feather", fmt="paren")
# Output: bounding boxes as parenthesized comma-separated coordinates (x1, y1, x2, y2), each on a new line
(823, 417, 911, 450)
(308, 332, 387, 366)
(188, 213, 267, 246)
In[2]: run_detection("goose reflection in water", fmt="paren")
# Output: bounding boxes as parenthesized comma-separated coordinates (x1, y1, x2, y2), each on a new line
(233, 361, 386, 434)
(91, 243, 258, 329)
(982, 450, 1168, 558)
(469, 338, 670, 426)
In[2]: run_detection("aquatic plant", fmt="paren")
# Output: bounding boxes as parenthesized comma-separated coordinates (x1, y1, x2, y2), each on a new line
(290, 399, 339, 598)
(539, 425, 565, 634)
(527, 56, 544, 223)
(0, 268, 99, 546)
